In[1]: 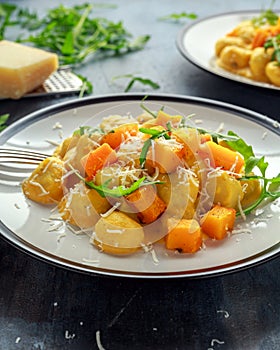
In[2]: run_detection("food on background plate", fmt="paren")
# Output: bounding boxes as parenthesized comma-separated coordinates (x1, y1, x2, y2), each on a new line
(21, 103, 280, 256)
(0, 40, 58, 99)
(215, 10, 280, 86)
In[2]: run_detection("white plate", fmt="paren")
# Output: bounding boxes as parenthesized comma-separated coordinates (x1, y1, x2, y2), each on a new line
(0, 94, 280, 278)
(176, 11, 280, 90)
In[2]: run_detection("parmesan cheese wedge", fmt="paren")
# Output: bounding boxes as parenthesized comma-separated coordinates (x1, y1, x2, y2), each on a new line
(0, 40, 58, 99)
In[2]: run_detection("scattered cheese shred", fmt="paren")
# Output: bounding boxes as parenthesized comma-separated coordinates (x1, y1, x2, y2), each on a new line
(96, 330, 106, 350)
(100, 202, 121, 218)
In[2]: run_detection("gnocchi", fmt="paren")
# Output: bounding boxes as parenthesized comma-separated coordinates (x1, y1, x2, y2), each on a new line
(215, 13, 280, 87)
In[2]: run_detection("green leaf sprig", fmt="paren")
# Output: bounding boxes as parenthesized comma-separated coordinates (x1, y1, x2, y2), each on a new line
(0, 3, 16, 40)
(139, 125, 171, 167)
(0, 113, 10, 132)
(252, 1, 278, 27)
(85, 176, 145, 198)
(112, 74, 160, 92)
(73, 125, 104, 136)
(14, 3, 150, 66)
(77, 74, 94, 97)
(139, 96, 158, 119)
(159, 12, 197, 22)
(74, 172, 161, 198)
(264, 34, 280, 65)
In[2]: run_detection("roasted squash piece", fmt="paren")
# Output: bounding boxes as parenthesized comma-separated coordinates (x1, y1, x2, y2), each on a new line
(101, 123, 139, 149)
(166, 218, 202, 253)
(200, 205, 236, 240)
(126, 185, 166, 224)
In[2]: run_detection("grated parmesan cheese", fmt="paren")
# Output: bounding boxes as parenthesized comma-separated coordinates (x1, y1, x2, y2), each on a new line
(100, 202, 121, 218)
(45, 139, 60, 146)
(29, 179, 49, 196)
(53, 122, 63, 129)
(82, 258, 100, 264)
(96, 330, 106, 350)
(237, 195, 246, 221)
(217, 309, 230, 318)
(65, 330, 75, 340)
(215, 122, 224, 133)
(210, 338, 225, 346)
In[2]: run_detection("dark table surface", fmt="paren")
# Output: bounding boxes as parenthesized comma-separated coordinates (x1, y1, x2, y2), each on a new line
(0, 0, 280, 349)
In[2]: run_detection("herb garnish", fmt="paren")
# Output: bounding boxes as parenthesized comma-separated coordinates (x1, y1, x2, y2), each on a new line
(77, 74, 94, 97)
(139, 96, 158, 119)
(75, 171, 161, 198)
(0, 3, 16, 40)
(139, 126, 171, 167)
(112, 74, 160, 92)
(159, 12, 197, 22)
(0, 3, 150, 65)
(14, 3, 150, 66)
(264, 34, 280, 65)
(252, 1, 278, 27)
(85, 176, 144, 198)
(0, 114, 10, 132)
(73, 126, 104, 136)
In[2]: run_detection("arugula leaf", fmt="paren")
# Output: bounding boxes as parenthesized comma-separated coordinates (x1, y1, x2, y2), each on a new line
(139, 127, 171, 167)
(140, 96, 158, 119)
(0, 113, 10, 132)
(112, 74, 160, 92)
(77, 74, 94, 97)
(127, 35, 151, 51)
(187, 126, 240, 144)
(11, 3, 150, 66)
(73, 125, 103, 136)
(224, 131, 269, 176)
(16, 8, 43, 30)
(159, 12, 197, 22)
(139, 138, 153, 167)
(85, 176, 146, 197)
(85, 176, 161, 198)
(0, 3, 16, 40)
(252, 5, 278, 27)
(264, 34, 280, 65)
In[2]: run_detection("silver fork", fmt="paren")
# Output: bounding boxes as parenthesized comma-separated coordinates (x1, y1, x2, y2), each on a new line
(0, 148, 49, 185)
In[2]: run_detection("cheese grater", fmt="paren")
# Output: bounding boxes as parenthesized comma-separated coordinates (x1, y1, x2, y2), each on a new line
(26, 67, 84, 97)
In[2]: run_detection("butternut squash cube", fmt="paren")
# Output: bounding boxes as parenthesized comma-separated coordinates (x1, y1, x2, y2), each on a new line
(166, 218, 202, 253)
(201, 205, 236, 240)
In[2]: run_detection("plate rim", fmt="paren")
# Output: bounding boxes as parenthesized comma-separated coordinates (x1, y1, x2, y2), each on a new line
(176, 10, 280, 91)
(0, 92, 279, 279)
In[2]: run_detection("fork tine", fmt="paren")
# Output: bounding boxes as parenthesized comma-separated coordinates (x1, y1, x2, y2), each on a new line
(0, 148, 49, 164)
(0, 148, 50, 185)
